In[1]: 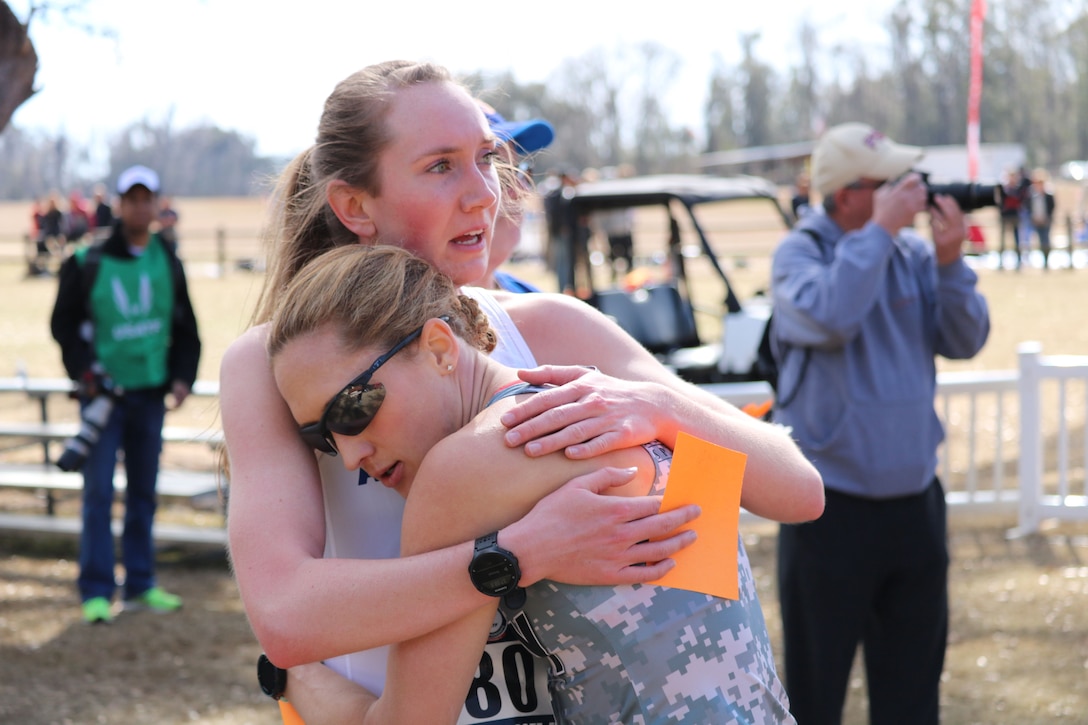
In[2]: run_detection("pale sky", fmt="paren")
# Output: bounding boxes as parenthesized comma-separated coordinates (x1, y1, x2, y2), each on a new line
(9, 0, 895, 164)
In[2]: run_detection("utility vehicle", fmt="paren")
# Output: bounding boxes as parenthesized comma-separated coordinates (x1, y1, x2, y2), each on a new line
(551, 173, 792, 384)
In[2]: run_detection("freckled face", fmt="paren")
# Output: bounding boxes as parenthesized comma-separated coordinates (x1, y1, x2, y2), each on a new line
(362, 81, 501, 287)
(272, 326, 458, 496)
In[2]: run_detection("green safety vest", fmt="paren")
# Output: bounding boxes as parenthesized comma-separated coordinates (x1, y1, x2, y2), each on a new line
(77, 236, 175, 389)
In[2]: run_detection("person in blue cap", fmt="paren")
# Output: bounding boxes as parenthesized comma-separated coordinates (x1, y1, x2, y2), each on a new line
(477, 100, 555, 293)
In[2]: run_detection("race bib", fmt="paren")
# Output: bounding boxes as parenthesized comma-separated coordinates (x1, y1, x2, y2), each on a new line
(457, 609, 555, 725)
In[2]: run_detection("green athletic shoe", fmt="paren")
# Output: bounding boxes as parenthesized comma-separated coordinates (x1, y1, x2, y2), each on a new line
(124, 586, 182, 613)
(82, 596, 113, 624)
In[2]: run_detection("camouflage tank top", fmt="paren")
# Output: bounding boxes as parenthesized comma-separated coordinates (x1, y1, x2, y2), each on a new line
(500, 439, 795, 725)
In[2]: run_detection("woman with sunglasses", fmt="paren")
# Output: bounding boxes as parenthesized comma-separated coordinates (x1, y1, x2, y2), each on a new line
(266, 243, 794, 724)
(221, 60, 822, 722)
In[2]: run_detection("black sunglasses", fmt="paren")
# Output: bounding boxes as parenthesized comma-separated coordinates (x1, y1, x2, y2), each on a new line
(298, 317, 449, 455)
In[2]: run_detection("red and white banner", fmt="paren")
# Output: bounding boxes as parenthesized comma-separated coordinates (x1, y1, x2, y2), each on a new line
(967, 0, 987, 180)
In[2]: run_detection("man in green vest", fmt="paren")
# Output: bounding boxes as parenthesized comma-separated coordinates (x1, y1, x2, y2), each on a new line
(51, 165, 202, 624)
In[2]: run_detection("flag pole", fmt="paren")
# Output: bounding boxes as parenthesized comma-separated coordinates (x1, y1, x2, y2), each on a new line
(967, 0, 987, 181)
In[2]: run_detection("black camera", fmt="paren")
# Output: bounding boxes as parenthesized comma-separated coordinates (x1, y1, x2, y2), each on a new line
(56, 376, 123, 472)
(921, 172, 1003, 211)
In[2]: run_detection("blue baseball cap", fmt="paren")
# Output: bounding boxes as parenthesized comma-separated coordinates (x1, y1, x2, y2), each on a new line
(478, 100, 555, 155)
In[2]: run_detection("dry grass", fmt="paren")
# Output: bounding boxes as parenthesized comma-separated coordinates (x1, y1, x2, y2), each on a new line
(1, 196, 1087, 723)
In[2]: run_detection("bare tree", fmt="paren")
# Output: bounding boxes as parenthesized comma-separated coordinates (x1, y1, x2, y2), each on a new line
(738, 33, 775, 149)
(1066, 14, 1088, 160)
(630, 41, 682, 173)
(704, 56, 738, 153)
(0, 1, 39, 134)
(547, 47, 629, 170)
(777, 17, 823, 142)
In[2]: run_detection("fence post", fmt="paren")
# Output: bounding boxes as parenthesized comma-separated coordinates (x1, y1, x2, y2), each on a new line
(1067, 214, 1075, 271)
(216, 227, 227, 278)
(1014, 341, 1043, 536)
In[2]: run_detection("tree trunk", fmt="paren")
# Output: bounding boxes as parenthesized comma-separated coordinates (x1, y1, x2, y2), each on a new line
(0, 1, 38, 134)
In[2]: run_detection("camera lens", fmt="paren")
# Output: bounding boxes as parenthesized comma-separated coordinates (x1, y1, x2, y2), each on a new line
(925, 182, 1000, 211)
(55, 395, 115, 472)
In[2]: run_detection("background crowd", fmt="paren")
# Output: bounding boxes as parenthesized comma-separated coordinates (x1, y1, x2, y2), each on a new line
(26, 187, 179, 276)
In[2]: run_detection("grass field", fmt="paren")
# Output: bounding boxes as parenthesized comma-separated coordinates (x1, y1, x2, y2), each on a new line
(3, 193, 1088, 386)
(1, 195, 1087, 723)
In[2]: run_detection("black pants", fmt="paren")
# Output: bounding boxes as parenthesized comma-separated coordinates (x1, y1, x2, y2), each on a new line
(777, 478, 948, 725)
(607, 233, 634, 277)
(999, 214, 1020, 255)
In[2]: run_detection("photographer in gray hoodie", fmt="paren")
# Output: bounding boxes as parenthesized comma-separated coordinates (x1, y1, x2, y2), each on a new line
(769, 123, 990, 725)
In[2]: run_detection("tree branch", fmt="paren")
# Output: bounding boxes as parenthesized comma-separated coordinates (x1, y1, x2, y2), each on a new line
(0, 0, 39, 133)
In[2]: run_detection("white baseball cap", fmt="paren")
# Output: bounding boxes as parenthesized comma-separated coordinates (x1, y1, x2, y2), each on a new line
(117, 165, 161, 195)
(811, 123, 924, 196)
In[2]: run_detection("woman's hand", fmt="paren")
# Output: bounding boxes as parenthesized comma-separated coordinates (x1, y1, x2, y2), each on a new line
(503, 363, 824, 524)
(501, 365, 672, 458)
(501, 293, 823, 525)
(502, 466, 700, 587)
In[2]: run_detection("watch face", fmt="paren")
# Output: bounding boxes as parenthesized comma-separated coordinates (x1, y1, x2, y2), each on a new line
(470, 551, 518, 595)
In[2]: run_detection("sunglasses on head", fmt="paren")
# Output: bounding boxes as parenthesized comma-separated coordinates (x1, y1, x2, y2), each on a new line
(298, 316, 450, 455)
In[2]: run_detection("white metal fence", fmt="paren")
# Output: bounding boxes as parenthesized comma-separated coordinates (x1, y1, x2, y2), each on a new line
(4, 342, 1084, 537)
(1014, 342, 1088, 534)
(706, 342, 1088, 536)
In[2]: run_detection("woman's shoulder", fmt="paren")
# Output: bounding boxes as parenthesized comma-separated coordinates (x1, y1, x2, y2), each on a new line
(463, 286, 585, 313)
(494, 288, 585, 311)
(220, 324, 271, 378)
(427, 401, 513, 473)
(425, 394, 652, 501)
(496, 290, 603, 334)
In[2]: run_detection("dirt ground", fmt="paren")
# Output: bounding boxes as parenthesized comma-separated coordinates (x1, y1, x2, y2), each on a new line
(1, 501, 1085, 725)
(0, 522, 274, 724)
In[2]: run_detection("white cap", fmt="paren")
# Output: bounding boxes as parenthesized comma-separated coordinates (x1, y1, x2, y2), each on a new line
(811, 123, 924, 196)
(117, 165, 160, 195)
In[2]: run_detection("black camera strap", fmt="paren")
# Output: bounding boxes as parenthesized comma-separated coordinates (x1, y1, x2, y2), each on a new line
(759, 228, 820, 411)
(73, 241, 108, 397)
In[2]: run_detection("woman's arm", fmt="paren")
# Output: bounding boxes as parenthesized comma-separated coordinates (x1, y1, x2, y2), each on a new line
(284, 662, 377, 725)
(222, 326, 699, 668)
(285, 615, 499, 725)
(496, 292, 825, 523)
(358, 416, 654, 723)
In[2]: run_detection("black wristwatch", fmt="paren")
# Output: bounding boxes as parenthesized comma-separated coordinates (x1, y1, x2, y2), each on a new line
(468, 531, 522, 597)
(257, 653, 288, 701)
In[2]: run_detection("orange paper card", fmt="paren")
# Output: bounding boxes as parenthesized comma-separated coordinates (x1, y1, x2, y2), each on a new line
(650, 431, 747, 600)
(279, 700, 306, 725)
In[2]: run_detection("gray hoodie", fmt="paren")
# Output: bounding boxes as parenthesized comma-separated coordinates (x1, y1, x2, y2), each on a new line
(769, 208, 990, 499)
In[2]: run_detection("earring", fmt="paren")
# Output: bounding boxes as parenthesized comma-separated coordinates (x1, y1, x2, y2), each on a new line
(447, 364, 453, 371)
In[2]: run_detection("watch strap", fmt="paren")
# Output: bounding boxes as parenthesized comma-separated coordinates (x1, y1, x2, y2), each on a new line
(257, 653, 288, 701)
(474, 531, 499, 554)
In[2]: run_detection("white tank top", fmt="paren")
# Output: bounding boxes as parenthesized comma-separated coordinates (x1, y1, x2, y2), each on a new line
(319, 286, 539, 704)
